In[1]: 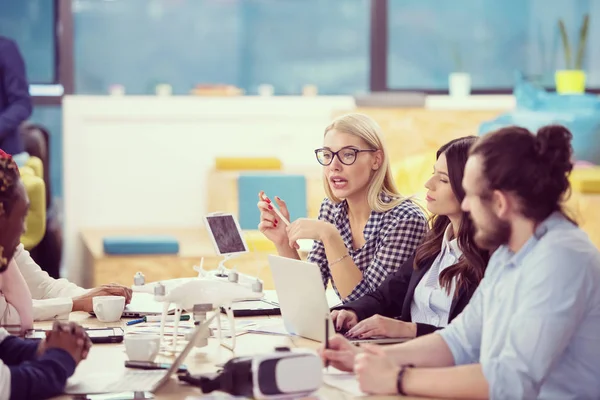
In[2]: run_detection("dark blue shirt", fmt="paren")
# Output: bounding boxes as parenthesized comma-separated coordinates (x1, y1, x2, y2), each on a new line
(0, 333, 76, 400)
(0, 37, 32, 155)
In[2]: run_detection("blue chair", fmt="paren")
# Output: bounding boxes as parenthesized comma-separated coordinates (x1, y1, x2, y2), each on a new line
(237, 173, 307, 231)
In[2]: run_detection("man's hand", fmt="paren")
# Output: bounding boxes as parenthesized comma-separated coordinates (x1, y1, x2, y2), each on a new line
(355, 344, 400, 395)
(72, 283, 132, 313)
(43, 321, 92, 365)
(317, 334, 362, 372)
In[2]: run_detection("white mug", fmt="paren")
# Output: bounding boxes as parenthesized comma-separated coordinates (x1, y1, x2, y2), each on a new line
(124, 334, 160, 362)
(92, 296, 125, 322)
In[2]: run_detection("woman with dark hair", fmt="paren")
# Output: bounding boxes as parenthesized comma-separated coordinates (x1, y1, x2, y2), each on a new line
(331, 136, 490, 339)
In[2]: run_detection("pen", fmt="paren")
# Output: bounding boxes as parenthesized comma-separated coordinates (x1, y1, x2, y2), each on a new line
(145, 315, 190, 322)
(261, 193, 290, 226)
(126, 318, 145, 326)
(325, 315, 330, 370)
(126, 315, 191, 326)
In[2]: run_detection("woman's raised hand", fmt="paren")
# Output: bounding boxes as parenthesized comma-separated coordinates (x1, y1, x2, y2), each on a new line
(257, 191, 292, 248)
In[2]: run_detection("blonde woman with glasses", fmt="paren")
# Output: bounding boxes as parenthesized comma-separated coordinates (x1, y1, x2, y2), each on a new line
(258, 113, 427, 303)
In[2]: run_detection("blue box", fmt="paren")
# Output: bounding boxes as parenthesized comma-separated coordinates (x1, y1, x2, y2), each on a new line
(103, 235, 180, 255)
(237, 174, 307, 230)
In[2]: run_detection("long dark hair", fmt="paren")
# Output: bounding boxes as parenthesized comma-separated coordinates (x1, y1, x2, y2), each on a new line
(470, 124, 576, 224)
(413, 136, 490, 295)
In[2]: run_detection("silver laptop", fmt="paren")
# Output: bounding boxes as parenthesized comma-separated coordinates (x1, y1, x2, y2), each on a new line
(121, 292, 176, 318)
(267, 255, 410, 345)
(66, 313, 213, 395)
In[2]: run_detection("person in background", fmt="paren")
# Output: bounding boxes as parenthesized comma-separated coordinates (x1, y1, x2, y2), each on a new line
(0, 150, 91, 399)
(0, 36, 32, 166)
(320, 125, 600, 399)
(258, 113, 427, 303)
(331, 136, 489, 340)
(0, 150, 131, 325)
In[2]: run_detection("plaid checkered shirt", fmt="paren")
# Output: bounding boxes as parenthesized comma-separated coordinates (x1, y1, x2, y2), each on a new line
(307, 194, 427, 303)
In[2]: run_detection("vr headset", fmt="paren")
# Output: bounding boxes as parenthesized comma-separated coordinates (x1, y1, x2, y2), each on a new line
(179, 347, 322, 398)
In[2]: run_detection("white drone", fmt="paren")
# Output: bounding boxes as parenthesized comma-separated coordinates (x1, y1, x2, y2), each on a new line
(131, 212, 266, 351)
(132, 267, 263, 352)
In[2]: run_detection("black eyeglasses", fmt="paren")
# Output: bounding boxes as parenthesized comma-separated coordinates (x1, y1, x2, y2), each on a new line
(314, 148, 377, 166)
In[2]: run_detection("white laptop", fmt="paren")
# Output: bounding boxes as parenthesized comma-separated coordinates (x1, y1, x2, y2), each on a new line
(66, 313, 208, 395)
(267, 255, 410, 345)
(121, 292, 176, 318)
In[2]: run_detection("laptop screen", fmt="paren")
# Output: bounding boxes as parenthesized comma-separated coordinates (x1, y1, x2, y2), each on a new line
(205, 215, 247, 255)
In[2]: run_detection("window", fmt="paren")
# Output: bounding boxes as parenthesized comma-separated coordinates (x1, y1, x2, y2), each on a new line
(0, 0, 55, 84)
(239, 0, 369, 95)
(73, 0, 369, 95)
(0, 0, 72, 103)
(383, 0, 598, 92)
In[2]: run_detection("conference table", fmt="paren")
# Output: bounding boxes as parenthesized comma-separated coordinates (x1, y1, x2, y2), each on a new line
(39, 312, 436, 400)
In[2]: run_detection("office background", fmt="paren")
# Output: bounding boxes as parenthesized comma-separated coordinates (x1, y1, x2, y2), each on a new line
(0, 0, 598, 200)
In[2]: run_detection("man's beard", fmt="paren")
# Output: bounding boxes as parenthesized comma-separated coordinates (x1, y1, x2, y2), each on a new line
(474, 213, 511, 251)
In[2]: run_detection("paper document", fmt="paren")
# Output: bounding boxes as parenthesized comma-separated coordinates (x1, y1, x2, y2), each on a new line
(322, 368, 367, 397)
(210, 318, 257, 337)
(126, 322, 195, 336)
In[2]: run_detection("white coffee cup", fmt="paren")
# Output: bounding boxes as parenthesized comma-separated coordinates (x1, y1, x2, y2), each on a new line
(92, 296, 125, 322)
(124, 334, 160, 362)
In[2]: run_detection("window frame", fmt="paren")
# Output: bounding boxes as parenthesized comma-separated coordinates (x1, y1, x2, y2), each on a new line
(30, 0, 73, 106)
(370, 0, 600, 95)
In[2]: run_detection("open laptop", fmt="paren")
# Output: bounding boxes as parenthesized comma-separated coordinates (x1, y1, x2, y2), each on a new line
(121, 292, 176, 318)
(66, 313, 211, 395)
(267, 254, 410, 345)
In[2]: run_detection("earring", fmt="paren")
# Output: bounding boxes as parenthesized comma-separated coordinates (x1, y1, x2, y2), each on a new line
(0, 245, 7, 271)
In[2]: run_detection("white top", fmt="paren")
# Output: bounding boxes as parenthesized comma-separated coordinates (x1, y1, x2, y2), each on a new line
(0, 244, 88, 324)
(410, 225, 462, 326)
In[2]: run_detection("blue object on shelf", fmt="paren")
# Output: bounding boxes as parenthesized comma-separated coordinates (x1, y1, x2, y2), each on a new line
(479, 72, 600, 164)
(237, 173, 307, 230)
(103, 236, 180, 255)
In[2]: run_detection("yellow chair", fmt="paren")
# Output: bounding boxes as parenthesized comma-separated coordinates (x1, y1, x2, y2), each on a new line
(570, 167, 600, 194)
(19, 156, 46, 250)
(391, 153, 432, 214)
(215, 157, 282, 171)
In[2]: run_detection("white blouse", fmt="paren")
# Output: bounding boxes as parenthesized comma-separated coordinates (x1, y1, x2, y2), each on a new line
(0, 244, 88, 324)
(410, 225, 462, 327)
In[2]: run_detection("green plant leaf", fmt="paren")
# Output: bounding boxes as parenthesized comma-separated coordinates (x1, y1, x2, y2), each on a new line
(575, 14, 589, 70)
(558, 19, 572, 69)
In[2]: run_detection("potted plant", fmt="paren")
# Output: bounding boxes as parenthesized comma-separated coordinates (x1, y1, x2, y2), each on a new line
(448, 43, 471, 97)
(556, 14, 589, 94)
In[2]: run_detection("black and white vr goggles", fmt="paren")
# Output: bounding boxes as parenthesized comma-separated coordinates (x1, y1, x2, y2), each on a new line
(179, 347, 323, 398)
